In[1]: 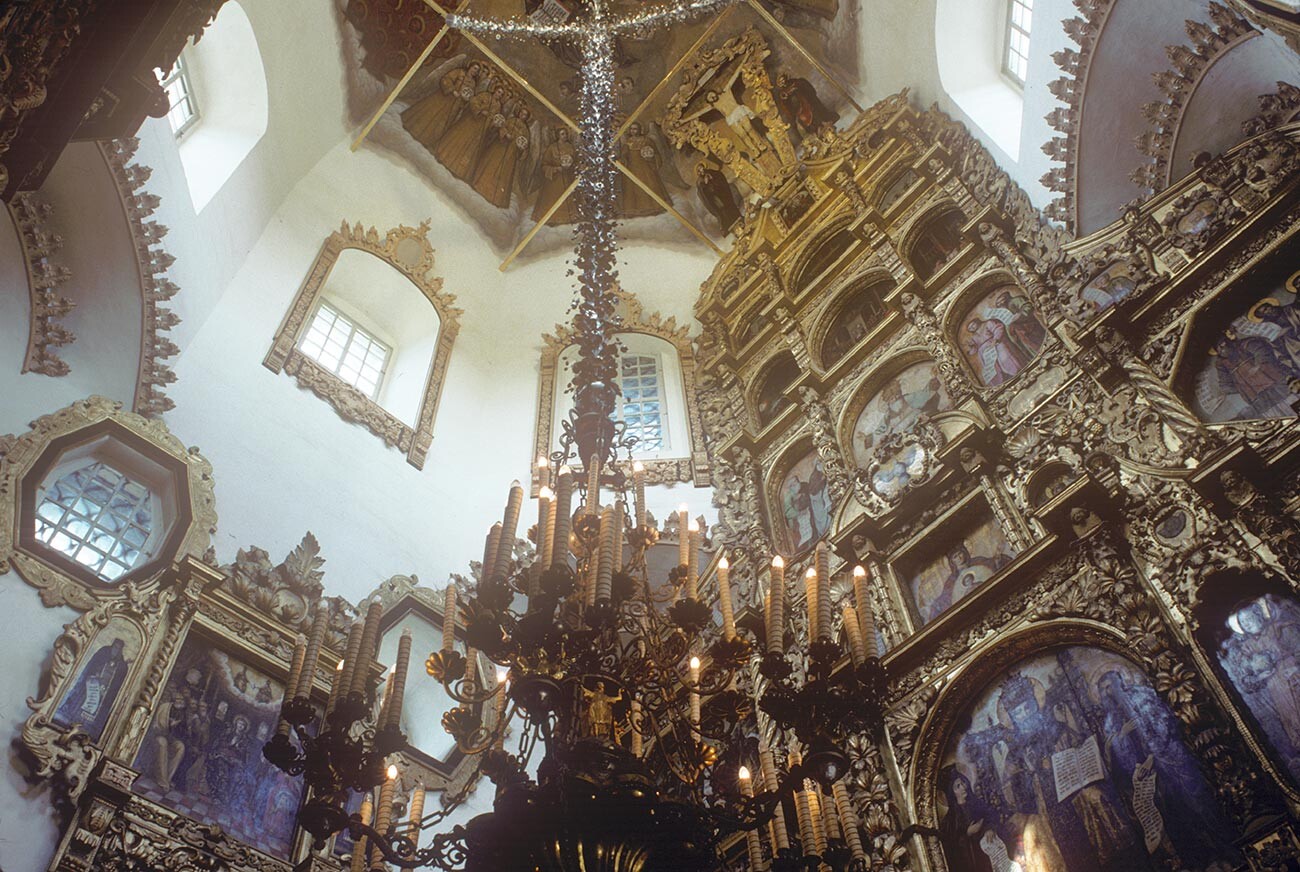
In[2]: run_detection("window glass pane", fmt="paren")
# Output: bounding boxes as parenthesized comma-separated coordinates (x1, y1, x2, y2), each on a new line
(1005, 0, 1033, 84)
(33, 462, 155, 582)
(162, 56, 199, 136)
(297, 302, 392, 400)
(617, 353, 665, 452)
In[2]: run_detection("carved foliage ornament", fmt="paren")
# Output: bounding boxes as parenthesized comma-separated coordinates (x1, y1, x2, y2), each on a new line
(100, 138, 183, 419)
(0, 396, 218, 610)
(264, 220, 462, 470)
(7, 191, 75, 376)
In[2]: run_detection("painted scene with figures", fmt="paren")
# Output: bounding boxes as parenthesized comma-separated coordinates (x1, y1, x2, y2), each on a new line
(133, 635, 305, 858)
(1213, 592, 1300, 786)
(52, 616, 142, 742)
(957, 286, 1047, 388)
(851, 360, 953, 465)
(939, 646, 1239, 872)
(779, 451, 833, 554)
(1191, 272, 1300, 422)
(905, 513, 1015, 625)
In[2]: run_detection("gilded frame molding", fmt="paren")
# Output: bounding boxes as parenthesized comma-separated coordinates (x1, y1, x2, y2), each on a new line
(0, 396, 218, 610)
(264, 220, 463, 470)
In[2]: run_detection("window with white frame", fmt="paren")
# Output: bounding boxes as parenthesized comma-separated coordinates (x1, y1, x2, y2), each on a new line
(34, 462, 155, 582)
(618, 353, 665, 453)
(1003, 0, 1033, 86)
(161, 55, 200, 137)
(298, 301, 392, 400)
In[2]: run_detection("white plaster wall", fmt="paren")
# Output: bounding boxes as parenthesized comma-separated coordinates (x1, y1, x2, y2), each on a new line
(0, 574, 81, 872)
(132, 0, 350, 351)
(159, 139, 717, 606)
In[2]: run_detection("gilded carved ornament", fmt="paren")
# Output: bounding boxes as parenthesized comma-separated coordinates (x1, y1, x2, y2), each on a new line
(264, 219, 462, 470)
(7, 191, 75, 377)
(100, 138, 184, 419)
(0, 396, 218, 610)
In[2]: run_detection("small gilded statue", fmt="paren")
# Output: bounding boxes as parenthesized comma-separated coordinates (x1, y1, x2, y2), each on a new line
(581, 680, 623, 739)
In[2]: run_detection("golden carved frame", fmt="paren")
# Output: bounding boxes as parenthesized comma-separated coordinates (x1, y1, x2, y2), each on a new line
(264, 220, 463, 470)
(0, 396, 218, 610)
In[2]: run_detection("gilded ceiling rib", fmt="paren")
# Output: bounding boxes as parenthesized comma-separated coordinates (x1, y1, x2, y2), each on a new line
(420, 0, 580, 132)
(499, 178, 580, 272)
(350, 0, 472, 153)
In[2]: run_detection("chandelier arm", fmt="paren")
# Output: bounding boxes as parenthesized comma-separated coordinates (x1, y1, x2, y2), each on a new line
(348, 818, 470, 870)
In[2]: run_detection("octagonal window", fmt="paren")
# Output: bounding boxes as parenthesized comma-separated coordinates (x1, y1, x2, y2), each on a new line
(35, 462, 155, 581)
(22, 425, 190, 587)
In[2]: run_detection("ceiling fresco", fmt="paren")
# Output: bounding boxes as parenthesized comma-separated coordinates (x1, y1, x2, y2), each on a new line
(338, 0, 864, 263)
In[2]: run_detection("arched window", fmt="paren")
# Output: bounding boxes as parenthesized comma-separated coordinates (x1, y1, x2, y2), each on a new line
(906, 209, 966, 282)
(754, 352, 800, 428)
(34, 461, 155, 582)
(935, 0, 1027, 158)
(820, 277, 892, 367)
(166, 1, 269, 212)
(552, 334, 687, 461)
(264, 221, 460, 470)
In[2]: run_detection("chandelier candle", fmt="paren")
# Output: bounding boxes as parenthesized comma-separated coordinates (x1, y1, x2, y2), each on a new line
(383, 629, 413, 731)
(677, 504, 690, 567)
(350, 795, 373, 872)
(371, 766, 398, 871)
(768, 556, 785, 655)
(351, 598, 384, 697)
(441, 586, 456, 654)
(338, 619, 364, 706)
(326, 659, 345, 714)
(408, 783, 426, 846)
(833, 780, 866, 861)
(804, 567, 819, 642)
(738, 767, 765, 870)
(551, 467, 573, 569)
(378, 670, 396, 729)
(717, 555, 735, 640)
(611, 499, 624, 583)
(808, 786, 828, 857)
(536, 455, 550, 491)
(851, 565, 872, 656)
(842, 604, 867, 666)
(789, 748, 816, 854)
(759, 737, 791, 850)
(689, 655, 701, 737)
(481, 523, 502, 588)
(493, 482, 525, 585)
(536, 487, 554, 574)
(686, 519, 700, 599)
(630, 698, 643, 756)
(277, 634, 308, 738)
(815, 543, 832, 641)
(296, 602, 330, 700)
(596, 505, 616, 604)
(494, 668, 510, 749)
(632, 460, 646, 528)
(586, 456, 601, 513)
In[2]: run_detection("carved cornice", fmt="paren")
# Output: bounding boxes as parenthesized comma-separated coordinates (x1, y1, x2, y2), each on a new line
(1040, 0, 1117, 230)
(1132, 3, 1258, 194)
(99, 138, 182, 419)
(1244, 80, 1300, 136)
(7, 191, 74, 376)
(264, 219, 461, 470)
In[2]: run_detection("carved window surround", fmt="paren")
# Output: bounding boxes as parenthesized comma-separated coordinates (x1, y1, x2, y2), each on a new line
(264, 220, 462, 470)
(0, 396, 217, 610)
(534, 288, 710, 494)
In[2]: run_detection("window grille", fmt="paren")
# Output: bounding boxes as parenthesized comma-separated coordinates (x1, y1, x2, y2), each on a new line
(161, 56, 200, 137)
(34, 462, 154, 582)
(299, 301, 392, 400)
(618, 354, 665, 453)
(1004, 0, 1033, 85)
